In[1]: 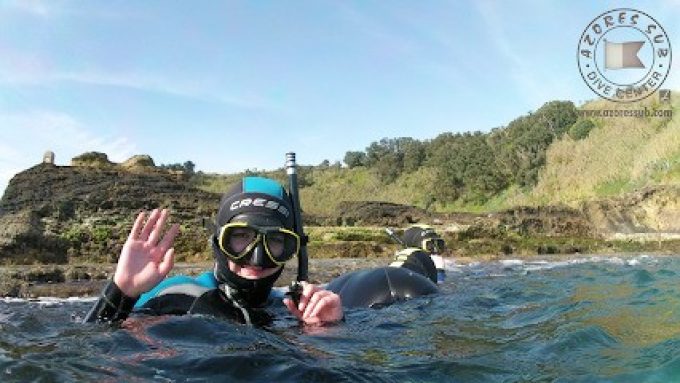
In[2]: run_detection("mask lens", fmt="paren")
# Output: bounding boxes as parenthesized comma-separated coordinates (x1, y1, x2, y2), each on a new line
(264, 230, 299, 263)
(424, 238, 445, 253)
(220, 225, 258, 258)
(219, 223, 300, 265)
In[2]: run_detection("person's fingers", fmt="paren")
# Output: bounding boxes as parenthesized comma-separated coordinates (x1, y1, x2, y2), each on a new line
(127, 211, 146, 242)
(308, 294, 339, 321)
(303, 290, 330, 320)
(146, 209, 168, 246)
(158, 223, 180, 252)
(302, 293, 322, 320)
(139, 209, 160, 241)
(297, 282, 317, 312)
(158, 248, 175, 277)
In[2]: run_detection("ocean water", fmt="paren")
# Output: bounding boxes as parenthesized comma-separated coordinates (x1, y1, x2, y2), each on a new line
(3, 255, 680, 382)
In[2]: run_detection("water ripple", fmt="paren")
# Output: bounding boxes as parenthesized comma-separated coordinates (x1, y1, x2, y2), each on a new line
(3, 255, 680, 382)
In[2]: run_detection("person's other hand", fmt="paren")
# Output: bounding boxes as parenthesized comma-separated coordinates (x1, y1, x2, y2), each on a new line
(113, 209, 180, 298)
(284, 282, 343, 325)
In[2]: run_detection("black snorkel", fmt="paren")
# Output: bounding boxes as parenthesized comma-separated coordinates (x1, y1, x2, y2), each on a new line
(385, 227, 406, 248)
(285, 152, 308, 305)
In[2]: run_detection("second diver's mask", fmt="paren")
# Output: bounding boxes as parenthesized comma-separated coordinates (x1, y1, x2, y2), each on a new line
(421, 236, 446, 254)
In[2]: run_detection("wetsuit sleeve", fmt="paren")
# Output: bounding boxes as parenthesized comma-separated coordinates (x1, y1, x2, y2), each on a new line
(82, 280, 139, 323)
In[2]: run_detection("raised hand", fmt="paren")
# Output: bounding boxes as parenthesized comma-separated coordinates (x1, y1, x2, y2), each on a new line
(113, 209, 180, 298)
(284, 282, 343, 325)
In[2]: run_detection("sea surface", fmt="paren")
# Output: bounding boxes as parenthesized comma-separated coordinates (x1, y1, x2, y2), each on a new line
(3, 254, 680, 382)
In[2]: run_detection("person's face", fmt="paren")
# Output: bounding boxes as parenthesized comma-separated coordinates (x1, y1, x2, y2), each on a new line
(225, 213, 285, 279)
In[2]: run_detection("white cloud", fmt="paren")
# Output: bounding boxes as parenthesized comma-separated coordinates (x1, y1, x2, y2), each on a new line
(3, 0, 52, 17)
(0, 110, 140, 196)
(0, 66, 281, 112)
(54, 71, 276, 111)
(1, 0, 138, 20)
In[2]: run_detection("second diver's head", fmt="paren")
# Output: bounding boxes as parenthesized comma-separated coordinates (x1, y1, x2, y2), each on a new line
(402, 225, 446, 255)
(211, 176, 299, 306)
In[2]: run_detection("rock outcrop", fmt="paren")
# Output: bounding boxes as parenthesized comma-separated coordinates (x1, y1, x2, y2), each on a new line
(581, 186, 680, 235)
(334, 201, 433, 226)
(70, 151, 115, 167)
(0, 159, 220, 264)
(121, 154, 156, 169)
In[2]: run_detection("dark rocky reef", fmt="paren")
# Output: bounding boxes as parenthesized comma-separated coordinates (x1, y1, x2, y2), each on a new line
(0, 153, 219, 264)
(334, 201, 433, 226)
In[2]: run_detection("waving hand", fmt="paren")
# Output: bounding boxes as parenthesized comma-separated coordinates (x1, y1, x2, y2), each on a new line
(113, 209, 180, 298)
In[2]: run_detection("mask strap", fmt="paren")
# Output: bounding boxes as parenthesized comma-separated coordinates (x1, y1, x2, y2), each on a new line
(223, 285, 252, 325)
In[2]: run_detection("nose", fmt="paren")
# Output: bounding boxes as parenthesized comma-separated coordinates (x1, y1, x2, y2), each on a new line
(248, 242, 267, 267)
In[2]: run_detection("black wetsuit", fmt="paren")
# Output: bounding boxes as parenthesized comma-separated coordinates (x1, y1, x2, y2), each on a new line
(327, 267, 438, 308)
(84, 253, 440, 324)
(83, 272, 275, 326)
(327, 249, 439, 308)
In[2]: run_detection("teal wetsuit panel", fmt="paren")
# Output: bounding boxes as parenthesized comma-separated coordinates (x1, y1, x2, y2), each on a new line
(134, 272, 218, 309)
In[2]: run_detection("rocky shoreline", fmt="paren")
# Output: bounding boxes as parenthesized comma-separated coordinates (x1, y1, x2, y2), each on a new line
(3, 160, 680, 266)
(3, 154, 680, 299)
(6, 251, 680, 299)
(0, 257, 394, 298)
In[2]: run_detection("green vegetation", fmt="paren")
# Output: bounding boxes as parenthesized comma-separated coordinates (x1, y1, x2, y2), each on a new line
(306, 226, 391, 244)
(71, 151, 113, 166)
(10, 93, 678, 267)
(159, 161, 196, 175)
(188, 93, 676, 215)
(91, 226, 112, 244)
(568, 119, 596, 140)
(60, 226, 86, 245)
(529, 94, 678, 205)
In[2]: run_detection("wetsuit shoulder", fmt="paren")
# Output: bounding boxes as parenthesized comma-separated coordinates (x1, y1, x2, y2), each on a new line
(133, 272, 218, 315)
(327, 267, 438, 308)
(134, 272, 217, 308)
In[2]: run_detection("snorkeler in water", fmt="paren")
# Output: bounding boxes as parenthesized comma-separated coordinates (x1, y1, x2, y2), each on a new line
(84, 170, 343, 326)
(325, 225, 444, 309)
(84, 152, 443, 322)
(399, 225, 447, 284)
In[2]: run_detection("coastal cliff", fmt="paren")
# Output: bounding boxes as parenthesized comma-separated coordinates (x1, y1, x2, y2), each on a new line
(0, 153, 219, 264)
(2, 151, 680, 268)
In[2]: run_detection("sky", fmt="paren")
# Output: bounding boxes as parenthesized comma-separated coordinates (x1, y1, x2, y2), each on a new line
(0, 0, 678, 195)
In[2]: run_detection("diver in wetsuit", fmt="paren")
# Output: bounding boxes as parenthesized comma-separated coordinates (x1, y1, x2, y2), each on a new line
(326, 225, 445, 308)
(400, 225, 447, 284)
(84, 176, 343, 326)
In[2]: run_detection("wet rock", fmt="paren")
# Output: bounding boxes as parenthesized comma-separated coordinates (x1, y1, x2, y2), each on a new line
(335, 201, 432, 226)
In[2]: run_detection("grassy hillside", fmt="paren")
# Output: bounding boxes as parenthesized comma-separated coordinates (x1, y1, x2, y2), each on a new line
(191, 166, 438, 216)
(192, 92, 678, 215)
(526, 94, 678, 206)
